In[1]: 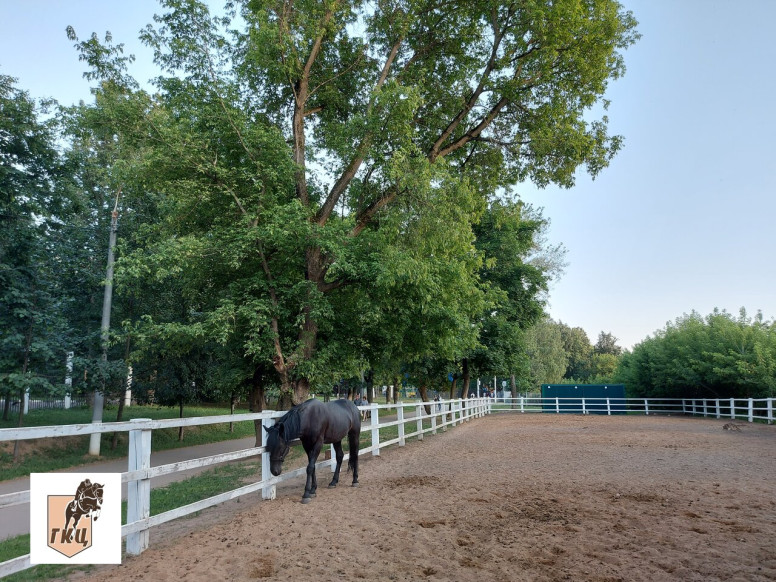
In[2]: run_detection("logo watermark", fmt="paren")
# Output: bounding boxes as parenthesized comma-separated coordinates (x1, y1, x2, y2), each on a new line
(30, 473, 121, 564)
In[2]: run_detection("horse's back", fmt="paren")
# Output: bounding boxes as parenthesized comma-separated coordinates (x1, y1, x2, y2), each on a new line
(312, 399, 360, 443)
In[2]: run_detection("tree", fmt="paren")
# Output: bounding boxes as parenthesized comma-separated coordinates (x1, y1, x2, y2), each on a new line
(616, 309, 776, 398)
(0, 76, 68, 436)
(523, 318, 568, 388)
(594, 331, 622, 356)
(467, 200, 562, 393)
(558, 322, 593, 380)
(75, 0, 638, 406)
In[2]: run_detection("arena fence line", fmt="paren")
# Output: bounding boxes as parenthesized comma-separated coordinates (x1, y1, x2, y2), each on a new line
(0, 397, 490, 578)
(490, 396, 774, 423)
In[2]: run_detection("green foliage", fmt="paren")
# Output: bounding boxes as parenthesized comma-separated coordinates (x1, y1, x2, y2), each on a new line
(616, 308, 776, 398)
(0, 76, 70, 410)
(2, 0, 639, 409)
(522, 317, 568, 388)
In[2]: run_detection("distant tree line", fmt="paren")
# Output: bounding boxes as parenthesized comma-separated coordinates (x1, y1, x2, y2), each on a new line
(617, 309, 776, 399)
(522, 310, 776, 401)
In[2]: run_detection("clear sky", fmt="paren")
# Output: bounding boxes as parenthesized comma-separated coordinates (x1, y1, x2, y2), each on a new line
(1, 0, 774, 350)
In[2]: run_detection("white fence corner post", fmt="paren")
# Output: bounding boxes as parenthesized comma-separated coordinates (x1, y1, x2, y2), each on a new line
(748, 398, 754, 423)
(261, 417, 276, 500)
(126, 419, 152, 556)
(398, 405, 405, 446)
(416, 404, 424, 440)
(730, 398, 735, 420)
(370, 404, 380, 456)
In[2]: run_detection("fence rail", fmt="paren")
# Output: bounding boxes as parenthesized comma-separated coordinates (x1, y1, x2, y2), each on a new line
(0, 397, 490, 578)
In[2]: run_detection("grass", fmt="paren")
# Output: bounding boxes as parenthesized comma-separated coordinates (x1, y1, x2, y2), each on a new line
(0, 405, 258, 481)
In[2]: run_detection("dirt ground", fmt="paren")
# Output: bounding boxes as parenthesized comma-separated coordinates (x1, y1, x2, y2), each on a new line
(73, 413, 776, 582)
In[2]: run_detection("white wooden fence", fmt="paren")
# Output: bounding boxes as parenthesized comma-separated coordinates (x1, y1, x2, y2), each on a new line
(0, 397, 490, 578)
(491, 396, 775, 423)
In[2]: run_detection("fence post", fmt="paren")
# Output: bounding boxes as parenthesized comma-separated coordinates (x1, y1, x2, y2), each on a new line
(261, 417, 276, 500)
(715, 399, 720, 419)
(520, 396, 524, 413)
(330, 443, 336, 473)
(703, 399, 708, 418)
(644, 399, 649, 415)
(416, 404, 424, 440)
(371, 404, 380, 456)
(606, 398, 611, 416)
(682, 399, 687, 415)
(730, 398, 735, 420)
(748, 398, 754, 423)
(431, 408, 438, 434)
(767, 398, 773, 425)
(555, 397, 560, 414)
(126, 419, 152, 556)
(581, 398, 587, 415)
(398, 405, 405, 446)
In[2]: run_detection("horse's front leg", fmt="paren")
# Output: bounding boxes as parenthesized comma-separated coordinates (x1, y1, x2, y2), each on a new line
(302, 442, 322, 504)
(65, 511, 81, 542)
(328, 441, 344, 488)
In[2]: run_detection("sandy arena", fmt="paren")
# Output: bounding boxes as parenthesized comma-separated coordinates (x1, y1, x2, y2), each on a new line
(74, 413, 776, 581)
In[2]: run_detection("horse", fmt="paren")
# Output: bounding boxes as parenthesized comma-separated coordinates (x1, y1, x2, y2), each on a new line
(264, 398, 360, 504)
(64, 480, 104, 541)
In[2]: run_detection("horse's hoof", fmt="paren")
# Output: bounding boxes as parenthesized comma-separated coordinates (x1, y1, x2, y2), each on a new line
(328, 483, 337, 489)
(301, 497, 312, 504)
(351, 482, 360, 488)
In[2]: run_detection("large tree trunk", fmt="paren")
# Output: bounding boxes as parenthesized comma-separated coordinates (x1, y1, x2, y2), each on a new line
(248, 367, 266, 447)
(365, 369, 374, 404)
(461, 358, 471, 402)
(12, 320, 34, 461)
(418, 384, 431, 415)
(2, 390, 11, 421)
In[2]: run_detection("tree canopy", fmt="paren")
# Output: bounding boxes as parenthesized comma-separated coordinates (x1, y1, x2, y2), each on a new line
(1, 0, 641, 416)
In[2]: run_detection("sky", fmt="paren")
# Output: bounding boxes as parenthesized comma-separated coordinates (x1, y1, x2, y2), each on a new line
(1, 0, 774, 350)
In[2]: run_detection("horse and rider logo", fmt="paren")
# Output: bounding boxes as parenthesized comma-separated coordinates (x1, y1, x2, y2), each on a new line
(30, 472, 121, 564)
(46, 479, 104, 558)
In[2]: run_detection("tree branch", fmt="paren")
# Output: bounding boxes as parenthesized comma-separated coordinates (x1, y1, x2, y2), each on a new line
(315, 37, 404, 226)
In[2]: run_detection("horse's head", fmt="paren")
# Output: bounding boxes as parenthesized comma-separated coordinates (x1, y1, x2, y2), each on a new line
(263, 422, 290, 476)
(93, 484, 104, 508)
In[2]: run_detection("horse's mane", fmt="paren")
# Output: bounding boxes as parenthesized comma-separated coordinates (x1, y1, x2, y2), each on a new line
(278, 399, 314, 441)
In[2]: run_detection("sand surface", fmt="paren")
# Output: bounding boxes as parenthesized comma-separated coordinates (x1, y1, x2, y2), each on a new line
(73, 413, 776, 581)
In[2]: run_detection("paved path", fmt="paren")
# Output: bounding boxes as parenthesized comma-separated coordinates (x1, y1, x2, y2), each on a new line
(0, 436, 258, 541)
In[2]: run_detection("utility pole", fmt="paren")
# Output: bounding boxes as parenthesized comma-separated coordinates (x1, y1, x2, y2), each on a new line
(89, 190, 120, 456)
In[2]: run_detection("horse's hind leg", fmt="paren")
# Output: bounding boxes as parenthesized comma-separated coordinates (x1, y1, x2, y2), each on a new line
(328, 441, 344, 488)
(348, 429, 360, 486)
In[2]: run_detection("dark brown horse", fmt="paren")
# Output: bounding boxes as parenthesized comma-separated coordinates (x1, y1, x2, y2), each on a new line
(264, 399, 360, 503)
